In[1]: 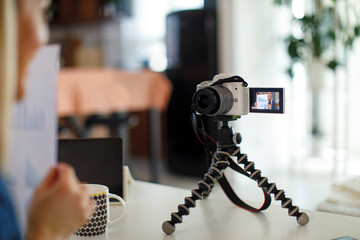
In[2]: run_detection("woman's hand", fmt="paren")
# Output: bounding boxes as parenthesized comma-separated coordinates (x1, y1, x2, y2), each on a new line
(27, 163, 94, 240)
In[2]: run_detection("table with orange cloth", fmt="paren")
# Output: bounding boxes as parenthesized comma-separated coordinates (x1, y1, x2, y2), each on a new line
(57, 68, 173, 182)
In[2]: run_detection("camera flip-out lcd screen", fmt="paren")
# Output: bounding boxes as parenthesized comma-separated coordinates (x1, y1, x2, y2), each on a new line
(249, 88, 284, 113)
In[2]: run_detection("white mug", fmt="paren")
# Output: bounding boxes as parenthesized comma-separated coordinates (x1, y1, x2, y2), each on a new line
(74, 184, 126, 237)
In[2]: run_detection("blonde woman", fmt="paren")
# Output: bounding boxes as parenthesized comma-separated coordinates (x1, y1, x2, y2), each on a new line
(0, 0, 94, 239)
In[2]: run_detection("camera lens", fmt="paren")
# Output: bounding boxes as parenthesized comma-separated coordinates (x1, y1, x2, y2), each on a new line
(198, 93, 211, 109)
(193, 88, 218, 115)
(192, 86, 233, 116)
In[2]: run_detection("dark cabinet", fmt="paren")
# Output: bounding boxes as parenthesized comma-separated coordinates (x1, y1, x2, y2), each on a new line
(165, 9, 218, 176)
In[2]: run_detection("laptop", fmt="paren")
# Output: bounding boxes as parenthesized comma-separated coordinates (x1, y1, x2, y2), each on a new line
(58, 137, 124, 197)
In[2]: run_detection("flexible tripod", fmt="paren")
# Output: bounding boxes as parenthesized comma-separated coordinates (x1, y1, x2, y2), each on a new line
(162, 116, 309, 234)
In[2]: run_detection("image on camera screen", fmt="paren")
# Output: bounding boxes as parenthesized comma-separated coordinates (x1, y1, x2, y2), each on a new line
(249, 88, 284, 113)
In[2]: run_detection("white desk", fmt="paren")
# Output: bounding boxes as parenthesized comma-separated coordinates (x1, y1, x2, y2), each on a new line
(78, 180, 360, 240)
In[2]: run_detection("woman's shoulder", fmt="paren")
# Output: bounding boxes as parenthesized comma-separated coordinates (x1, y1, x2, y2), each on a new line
(0, 173, 21, 240)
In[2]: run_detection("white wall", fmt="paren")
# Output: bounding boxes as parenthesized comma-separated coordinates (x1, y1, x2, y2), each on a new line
(218, 0, 360, 176)
(218, 0, 294, 173)
(118, 0, 204, 70)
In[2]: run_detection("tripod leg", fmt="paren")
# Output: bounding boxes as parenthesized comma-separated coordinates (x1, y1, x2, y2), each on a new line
(202, 157, 221, 198)
(162, 152, 231, 234)
(237, 153, 309, 225)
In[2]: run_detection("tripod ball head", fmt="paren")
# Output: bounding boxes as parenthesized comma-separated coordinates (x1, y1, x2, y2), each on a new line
(233, 132, 242, 145)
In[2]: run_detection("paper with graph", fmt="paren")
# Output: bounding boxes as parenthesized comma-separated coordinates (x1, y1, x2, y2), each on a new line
(7, 45, 60, 231)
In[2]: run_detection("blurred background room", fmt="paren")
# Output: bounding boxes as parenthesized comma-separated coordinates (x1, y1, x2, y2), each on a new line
(50, 0, 360, 216)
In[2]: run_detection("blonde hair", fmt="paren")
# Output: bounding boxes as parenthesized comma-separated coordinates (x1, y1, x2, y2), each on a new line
(0, 0, 17, 170)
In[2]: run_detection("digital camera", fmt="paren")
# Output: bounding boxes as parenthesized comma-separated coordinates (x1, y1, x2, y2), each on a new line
(192, 74, 284, 117)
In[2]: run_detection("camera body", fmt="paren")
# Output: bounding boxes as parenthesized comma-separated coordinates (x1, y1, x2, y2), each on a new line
(192, 74, 284, 117)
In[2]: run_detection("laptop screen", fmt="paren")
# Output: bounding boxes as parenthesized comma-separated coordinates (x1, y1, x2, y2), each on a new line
(58, 138, 124, 197)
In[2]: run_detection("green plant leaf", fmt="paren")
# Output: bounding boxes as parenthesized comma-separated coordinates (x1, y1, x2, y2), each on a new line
(327, 30, 336, 41)
(287, 37, 305, 60)
(355, 25, 360, 36)
(273, 0, 291, 5)
(274, 0, 360, 77)
(327, 59, 340, 70)
(344, 37, 354, 48)
(286, 67, 294, 79)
